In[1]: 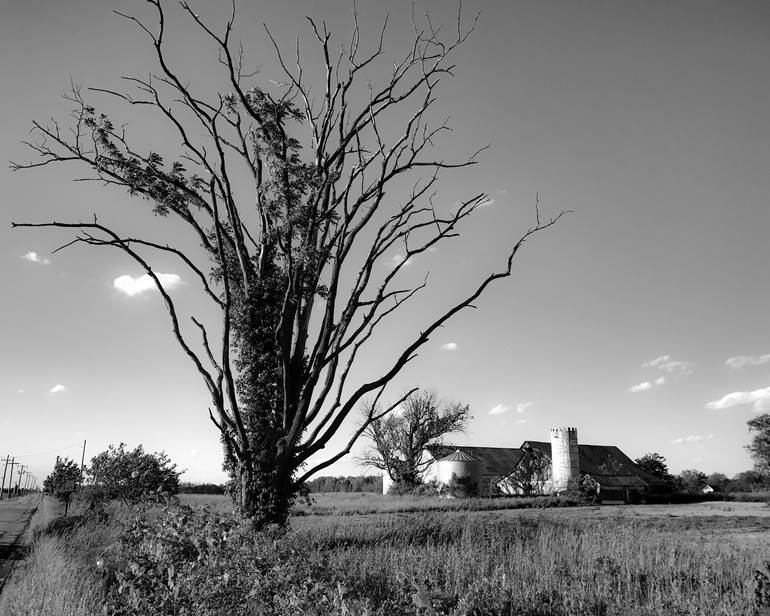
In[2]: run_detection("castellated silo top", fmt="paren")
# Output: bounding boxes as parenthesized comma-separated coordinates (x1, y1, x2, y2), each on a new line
(439, 449, 479, 463)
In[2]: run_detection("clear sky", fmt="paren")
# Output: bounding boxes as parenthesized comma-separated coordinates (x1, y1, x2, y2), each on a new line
(2, 0, 769, 485)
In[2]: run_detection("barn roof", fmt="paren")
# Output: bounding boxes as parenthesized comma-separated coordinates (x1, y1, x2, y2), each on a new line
(519, 441, 668, 486)
(584, 474, 648, 488)
(426, 444, 525, 477)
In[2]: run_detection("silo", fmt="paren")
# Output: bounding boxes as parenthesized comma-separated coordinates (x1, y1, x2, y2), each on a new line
(437, 450, 482, 495)
(382, 470, 394, 495)
(550, 427, 579, 492)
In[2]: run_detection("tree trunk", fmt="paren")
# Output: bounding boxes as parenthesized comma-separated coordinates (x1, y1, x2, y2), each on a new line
(234, 458, 295, 529)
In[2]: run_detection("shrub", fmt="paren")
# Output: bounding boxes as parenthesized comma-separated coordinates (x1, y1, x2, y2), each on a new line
(387, 479, 441, 496)
(443, 473, 478, 498)
(87, 443, 181, 504)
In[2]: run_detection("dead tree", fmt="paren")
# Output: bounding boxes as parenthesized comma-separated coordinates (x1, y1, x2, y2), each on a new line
(11, 1, 567, 527)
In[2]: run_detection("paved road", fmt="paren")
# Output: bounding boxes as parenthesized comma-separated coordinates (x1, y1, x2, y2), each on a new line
(0, 495, 39, 556)
(0, 494, 40, 593)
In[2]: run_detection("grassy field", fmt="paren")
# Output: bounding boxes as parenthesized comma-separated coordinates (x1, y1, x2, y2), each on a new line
(178, 491, 583, 516)
(1, 494, 768, 615)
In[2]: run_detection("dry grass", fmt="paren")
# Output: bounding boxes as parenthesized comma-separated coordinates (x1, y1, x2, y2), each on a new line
(0, 518, 119, 616)
(3, 495, 768, 615)
(178, 491, 581, 517)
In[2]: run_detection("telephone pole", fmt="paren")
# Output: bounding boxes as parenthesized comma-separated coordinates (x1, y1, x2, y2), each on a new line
(0, 456, 10, 500)
(15, 466, 26, 497)
(6, 459, 19, 499)
(80, 439, 87, 484)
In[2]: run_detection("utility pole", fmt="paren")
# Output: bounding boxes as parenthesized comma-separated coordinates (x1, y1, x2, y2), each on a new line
(80, 439, 87, 484)
(15, 466, 26, 497)
(6, 459, 19, 499)
(0, 456, 10, 500)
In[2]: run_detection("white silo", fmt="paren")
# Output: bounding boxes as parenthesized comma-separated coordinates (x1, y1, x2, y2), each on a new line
(382, 470, 394, 495)
(437, 450, 482, 495)
(550, 427, 580, 492)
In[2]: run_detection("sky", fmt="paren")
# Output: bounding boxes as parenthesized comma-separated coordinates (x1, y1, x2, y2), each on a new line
(2, 0, 769, 486)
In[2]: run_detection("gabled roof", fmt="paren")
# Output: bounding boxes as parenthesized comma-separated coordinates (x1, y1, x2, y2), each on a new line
(519, 441, 668, 486)
(426, 444, 525, 477)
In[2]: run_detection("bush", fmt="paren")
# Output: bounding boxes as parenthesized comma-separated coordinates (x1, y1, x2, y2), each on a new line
(443, 473, 478, 498)
(102, 503, 380, 616)
(386, 479, 440, 496)
(88, 443, 181, 504)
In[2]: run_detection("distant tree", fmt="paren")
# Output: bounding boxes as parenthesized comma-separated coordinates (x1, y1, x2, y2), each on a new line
(303, 475, 382, 493)
(178, 483, 226, 495)
(42, 457, 82, 500)
(705, 473, 729, 492)
(747, 414, 770, 472)
(12, 2, 565, 528)
(360, 390, 470, 488)
(634, 452, 670, 479)
(731, 470, 770, 492)
(88, 443, 181, 503)
(503, 444, 551, 496)
(675, 469, 707, 495)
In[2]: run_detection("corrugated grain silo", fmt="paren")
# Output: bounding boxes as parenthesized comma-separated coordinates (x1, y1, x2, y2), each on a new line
(437, 449, 482, 495)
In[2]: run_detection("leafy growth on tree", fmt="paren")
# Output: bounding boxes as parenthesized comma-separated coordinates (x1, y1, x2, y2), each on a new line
(360, 390, 470, 488)
(43, 457, 81, 500)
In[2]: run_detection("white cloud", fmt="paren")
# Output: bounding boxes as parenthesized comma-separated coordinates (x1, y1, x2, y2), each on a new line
(49, 384, 66, 394)
(705, 387, 770, 413)
(672, 434, 715, 444)
(629, 381, 653, 393)
(515, 419, 527, 424)
(387, 253, 412, 268)
(189, 448, 200, 458)
(654, 376, 666, 386)
(488, 404, 510, 415)
(113, 273, 182, 297)
(23, 251, 50, 265)
(441, 342, 458, 351)
(726, 354, 770, 371)
(517, 402, 534, 414)
(16, 389, 24, 394)
(642, 355, 693, 375)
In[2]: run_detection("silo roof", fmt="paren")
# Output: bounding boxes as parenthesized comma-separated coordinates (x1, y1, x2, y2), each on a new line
(427, 444, 524, 475)
(439, 449, 479, 463)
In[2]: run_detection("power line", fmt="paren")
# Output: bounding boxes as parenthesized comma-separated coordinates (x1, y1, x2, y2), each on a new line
(11, 442, 84, 458)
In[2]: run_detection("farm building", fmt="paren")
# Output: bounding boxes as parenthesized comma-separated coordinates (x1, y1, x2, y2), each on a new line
(383, 427, 671, 503)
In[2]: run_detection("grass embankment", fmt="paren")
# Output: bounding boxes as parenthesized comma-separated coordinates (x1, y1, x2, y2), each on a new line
(1, 496, 768, 615)
(0, 498, 120, 616)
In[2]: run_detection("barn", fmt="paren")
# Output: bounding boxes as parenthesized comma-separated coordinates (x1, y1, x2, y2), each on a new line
(386, 427, 671, 503)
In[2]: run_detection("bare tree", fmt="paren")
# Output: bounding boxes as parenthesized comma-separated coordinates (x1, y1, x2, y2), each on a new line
(11, 1, 566, 527)
(359, 390, 469, 489)
(500, 444, 551, 496)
